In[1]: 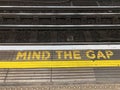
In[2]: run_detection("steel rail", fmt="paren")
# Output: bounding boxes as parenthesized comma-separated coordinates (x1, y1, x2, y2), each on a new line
(0, 13, 120, 15)
(0, 0, 71, 4)
(0, 24, 120, 27)
(0, 25, 119, 29)
(0, 6, 120, 9)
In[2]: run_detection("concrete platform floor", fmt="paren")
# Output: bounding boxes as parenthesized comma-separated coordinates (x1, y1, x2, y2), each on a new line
(0, 68, 120, 90)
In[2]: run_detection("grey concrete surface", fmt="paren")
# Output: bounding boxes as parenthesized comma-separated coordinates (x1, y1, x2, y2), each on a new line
(0, 68, 120, 84)
(0, 68, 120, 90)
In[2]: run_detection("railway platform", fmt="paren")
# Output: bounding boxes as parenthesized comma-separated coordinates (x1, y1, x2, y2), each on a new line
(0, 0, 120, 90)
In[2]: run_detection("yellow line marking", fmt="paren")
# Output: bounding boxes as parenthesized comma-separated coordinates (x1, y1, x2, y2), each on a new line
(0, 60, 119, 68)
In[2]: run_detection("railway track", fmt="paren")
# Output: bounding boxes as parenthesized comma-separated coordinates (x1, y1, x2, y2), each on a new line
(0, 6, 119, 25)
(0, 6, 119, 43)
